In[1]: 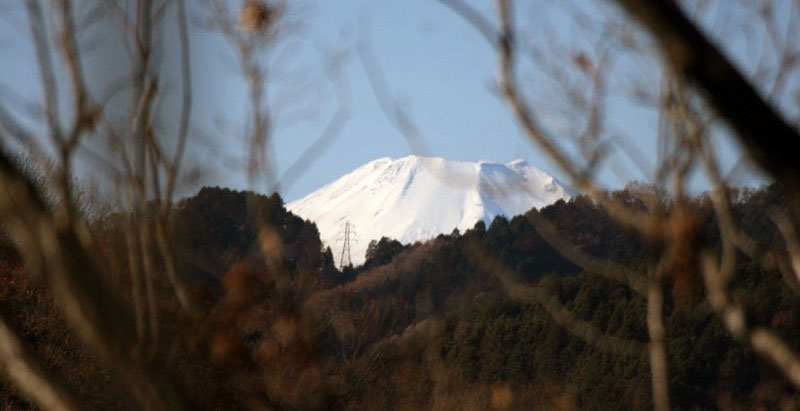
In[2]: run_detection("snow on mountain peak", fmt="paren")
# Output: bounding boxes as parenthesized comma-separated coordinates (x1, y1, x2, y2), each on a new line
(286, 155, 574, 266)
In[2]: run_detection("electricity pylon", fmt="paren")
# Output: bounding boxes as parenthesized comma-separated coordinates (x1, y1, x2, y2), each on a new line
(337, 221, 357, 269)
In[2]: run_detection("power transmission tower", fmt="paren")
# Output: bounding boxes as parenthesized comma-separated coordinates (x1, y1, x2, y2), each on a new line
(337, 221, 357, 269)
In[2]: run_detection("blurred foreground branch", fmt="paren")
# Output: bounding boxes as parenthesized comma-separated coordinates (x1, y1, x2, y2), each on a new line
(612, 0, 800, 191)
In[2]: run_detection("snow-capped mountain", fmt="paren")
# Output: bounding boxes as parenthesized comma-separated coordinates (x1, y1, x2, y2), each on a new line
(286, 155, 575, 266)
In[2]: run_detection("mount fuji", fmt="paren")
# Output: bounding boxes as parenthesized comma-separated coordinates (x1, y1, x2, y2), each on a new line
(286, 155, 575, 266)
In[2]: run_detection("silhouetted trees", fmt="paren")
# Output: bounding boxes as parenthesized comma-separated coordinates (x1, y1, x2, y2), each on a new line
(3, 183, 800, 408)
(364, 237, 405, 270)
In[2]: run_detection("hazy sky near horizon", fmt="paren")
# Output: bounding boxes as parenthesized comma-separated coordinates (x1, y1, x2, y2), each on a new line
(1, 0, 778, 202)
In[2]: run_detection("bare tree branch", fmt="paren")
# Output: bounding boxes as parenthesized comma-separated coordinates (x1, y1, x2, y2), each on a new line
(24, 0, 62, 145)
(166, 0, 192, 203)
(473, 246, 645, 358)
(525, 210, 647, 295)
(357, 12, 432, 157)
(647, 260, 670, 411)
(701, 252, 800, 390)
(494, 0, 654, 234)
(436, 0, 498, 46)
(612, 0, 800, 191)
(0, 148, 191, 409)
(0, 315, 81, 411)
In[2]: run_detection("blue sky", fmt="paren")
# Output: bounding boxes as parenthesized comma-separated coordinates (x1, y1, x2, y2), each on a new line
(0, 0, 777, 202)
(199, 0, 573, 201)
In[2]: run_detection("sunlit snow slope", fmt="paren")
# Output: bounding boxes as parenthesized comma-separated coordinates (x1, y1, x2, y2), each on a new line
(286, 155, 574, 266)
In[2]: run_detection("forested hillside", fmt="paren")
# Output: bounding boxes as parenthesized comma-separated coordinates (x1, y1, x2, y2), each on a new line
(2, 184, 799, 409)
